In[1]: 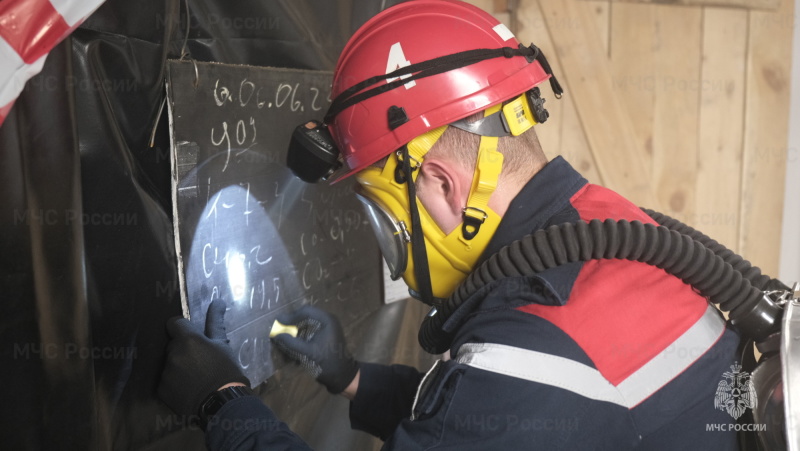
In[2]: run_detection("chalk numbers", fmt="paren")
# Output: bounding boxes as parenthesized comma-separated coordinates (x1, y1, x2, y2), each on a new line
(212, 77, 325, 112)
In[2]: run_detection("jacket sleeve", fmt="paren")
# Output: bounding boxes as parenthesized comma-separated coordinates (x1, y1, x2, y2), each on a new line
(349, 362, 424, 439)
(205, 396, 312, 451)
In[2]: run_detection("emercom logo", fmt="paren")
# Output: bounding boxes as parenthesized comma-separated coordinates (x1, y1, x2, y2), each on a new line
(714, 363, 757, 420)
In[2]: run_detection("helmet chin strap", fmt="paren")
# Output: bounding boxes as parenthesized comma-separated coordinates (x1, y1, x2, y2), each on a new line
(399, 144, 437, 307)
(462, 105, 504, 241)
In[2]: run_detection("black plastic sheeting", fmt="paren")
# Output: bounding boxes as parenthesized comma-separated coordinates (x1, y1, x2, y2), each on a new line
(0, 1, 401, 449)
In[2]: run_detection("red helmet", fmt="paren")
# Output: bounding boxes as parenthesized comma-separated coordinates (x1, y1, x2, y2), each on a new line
(327, 0, 552, 181)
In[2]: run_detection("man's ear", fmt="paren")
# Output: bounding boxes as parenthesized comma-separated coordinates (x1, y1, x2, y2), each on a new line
(416, 157, 470, 234)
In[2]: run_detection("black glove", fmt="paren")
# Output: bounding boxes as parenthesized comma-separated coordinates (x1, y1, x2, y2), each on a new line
(272, 305, 359, 394)
(158, 300, 251, 417)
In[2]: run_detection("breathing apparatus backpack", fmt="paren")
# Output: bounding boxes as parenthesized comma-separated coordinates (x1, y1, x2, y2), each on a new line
(418, 208, 799, 451)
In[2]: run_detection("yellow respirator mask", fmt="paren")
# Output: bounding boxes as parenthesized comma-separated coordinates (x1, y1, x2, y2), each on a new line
(355, 94, 538, 300)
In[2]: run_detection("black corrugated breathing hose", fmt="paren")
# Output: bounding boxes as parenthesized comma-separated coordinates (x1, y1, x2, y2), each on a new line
(419, 217, 786, 354)
(641, 208, 788, 292)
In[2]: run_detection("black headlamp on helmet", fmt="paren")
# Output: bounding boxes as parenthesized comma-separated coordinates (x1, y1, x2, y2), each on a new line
(286, 120, 341, 183)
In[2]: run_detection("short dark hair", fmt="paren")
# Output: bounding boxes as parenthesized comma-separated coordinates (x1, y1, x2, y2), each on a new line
(428, 112, 548, 185)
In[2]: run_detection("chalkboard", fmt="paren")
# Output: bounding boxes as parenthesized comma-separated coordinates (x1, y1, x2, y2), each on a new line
(166, 60, 382, 387)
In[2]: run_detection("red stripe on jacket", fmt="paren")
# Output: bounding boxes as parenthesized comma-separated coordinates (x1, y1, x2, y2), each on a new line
(518, 184, 707, 386)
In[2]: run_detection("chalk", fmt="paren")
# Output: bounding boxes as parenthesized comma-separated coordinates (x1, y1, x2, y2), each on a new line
(270, 319, 298, 338)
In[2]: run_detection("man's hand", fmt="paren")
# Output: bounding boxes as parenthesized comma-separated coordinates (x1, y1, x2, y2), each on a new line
(271, 305, 359, 395)
(158, 300, 251, 417)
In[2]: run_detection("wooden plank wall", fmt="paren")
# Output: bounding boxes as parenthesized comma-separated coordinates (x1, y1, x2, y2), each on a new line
(480, 0, 794, 276)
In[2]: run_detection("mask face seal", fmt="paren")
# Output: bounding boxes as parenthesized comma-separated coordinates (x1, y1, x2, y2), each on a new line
(355, 192, 409, 280)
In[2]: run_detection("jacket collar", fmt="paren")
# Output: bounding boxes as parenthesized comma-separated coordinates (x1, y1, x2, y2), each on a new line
(479, 156, 587, 264)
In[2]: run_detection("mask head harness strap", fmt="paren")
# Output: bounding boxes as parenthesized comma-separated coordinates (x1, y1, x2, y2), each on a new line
(462, 104, 504, 240)
(380, 96, 541, 306)
(398, 143, 436, 307)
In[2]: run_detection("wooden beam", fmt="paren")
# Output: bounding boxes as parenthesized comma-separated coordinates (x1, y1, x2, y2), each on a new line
(561, 0, 609, 185)
(538, 0, 660, 209)
(517, 0, 564, 157)
(696, 7, 748, 252)
(565, 1, 608, 184)
(584, 0, 780, 11)
(464, 0, 494, 12)
(651, 6, 702, 222)
(739, 0, 794, 275)
(584, 1, 611, 55)
(561, 91, 605, 184)
(517, 0, 605, 184)
(609, 3, 656, 176)
(464, 0, 513, 29)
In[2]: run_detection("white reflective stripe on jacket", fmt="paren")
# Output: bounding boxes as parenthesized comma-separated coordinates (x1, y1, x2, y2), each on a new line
(455, 303, 726, 408)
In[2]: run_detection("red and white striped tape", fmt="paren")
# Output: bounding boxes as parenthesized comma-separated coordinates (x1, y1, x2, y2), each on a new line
(0, 0, 105, 127)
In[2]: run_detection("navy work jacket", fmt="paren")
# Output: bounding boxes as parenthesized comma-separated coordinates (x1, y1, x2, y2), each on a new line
(207, 157, 741, 450)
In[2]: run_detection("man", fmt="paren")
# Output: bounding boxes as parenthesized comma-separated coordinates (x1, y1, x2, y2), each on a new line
(159, 1, 740, 449)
